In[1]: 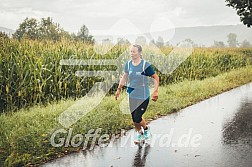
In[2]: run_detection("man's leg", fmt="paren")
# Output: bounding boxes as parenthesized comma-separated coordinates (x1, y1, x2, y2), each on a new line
(134, 118, 147, 132)
(133, 99, 149, 131)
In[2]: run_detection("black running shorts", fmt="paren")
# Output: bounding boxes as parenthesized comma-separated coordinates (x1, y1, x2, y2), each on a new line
(129, 97, 150, 123)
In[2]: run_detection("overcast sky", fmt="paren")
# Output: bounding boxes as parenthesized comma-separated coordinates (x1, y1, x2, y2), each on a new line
(0, 0, 241, 34)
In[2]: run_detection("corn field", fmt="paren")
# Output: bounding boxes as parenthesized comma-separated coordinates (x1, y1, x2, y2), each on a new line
(0, 37, 251, 112)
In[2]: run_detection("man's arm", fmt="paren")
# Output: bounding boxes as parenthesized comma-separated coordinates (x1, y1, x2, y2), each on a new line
(118, 72, 128, 90)
(115, 72, 128, 100)
(151, 73, 159, 101)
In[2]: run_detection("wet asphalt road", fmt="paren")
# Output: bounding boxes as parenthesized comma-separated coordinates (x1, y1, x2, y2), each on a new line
(42, 83, 252, 167)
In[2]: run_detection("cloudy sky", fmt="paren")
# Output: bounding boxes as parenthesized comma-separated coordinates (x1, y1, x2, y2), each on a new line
(0, 0, 241, 34)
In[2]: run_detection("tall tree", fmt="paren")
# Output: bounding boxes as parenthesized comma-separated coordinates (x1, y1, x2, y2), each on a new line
(13, 18, 39, 40)
(135, 36, 147, 46)
(213, 41, 225, 48)
(227, 33, 238, 47)
(225, 0, 252, 27)
(240, 39, 251, 47)
(184, 38, 198, 47)
(156, 36, 164, 47)
(39, 17, 62, 41)
(76, 25, 95, 44)
(149, 39, 155, 46)
(117, 38, 130, 45)
(13, 17, 70, 41)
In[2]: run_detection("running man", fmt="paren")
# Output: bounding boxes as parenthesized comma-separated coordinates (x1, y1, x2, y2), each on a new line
(115, 44, 159, 143)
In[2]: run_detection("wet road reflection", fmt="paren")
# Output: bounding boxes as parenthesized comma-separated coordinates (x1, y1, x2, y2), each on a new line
(223, 98, 252, 146)
(132, 145, 151, 167)
(42, 83, 252, 167)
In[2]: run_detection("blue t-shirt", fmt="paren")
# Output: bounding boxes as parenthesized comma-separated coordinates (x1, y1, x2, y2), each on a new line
(124, 59, 155, 99)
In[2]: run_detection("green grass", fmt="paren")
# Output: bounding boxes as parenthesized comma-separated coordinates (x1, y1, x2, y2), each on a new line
(1, 65, 252, 166)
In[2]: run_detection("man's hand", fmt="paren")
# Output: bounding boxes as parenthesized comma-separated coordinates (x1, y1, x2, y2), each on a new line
(152, 91, 158, 102)
(115, 89, 121, 100)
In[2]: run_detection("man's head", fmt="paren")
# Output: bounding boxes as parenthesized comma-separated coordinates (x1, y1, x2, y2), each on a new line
(130, 44, 142, 59)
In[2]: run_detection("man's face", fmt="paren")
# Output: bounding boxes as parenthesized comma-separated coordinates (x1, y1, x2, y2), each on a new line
(130, 47, 140, 60)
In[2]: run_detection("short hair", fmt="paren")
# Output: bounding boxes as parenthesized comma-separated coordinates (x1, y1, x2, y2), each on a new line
(132, 44, 142, 53)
